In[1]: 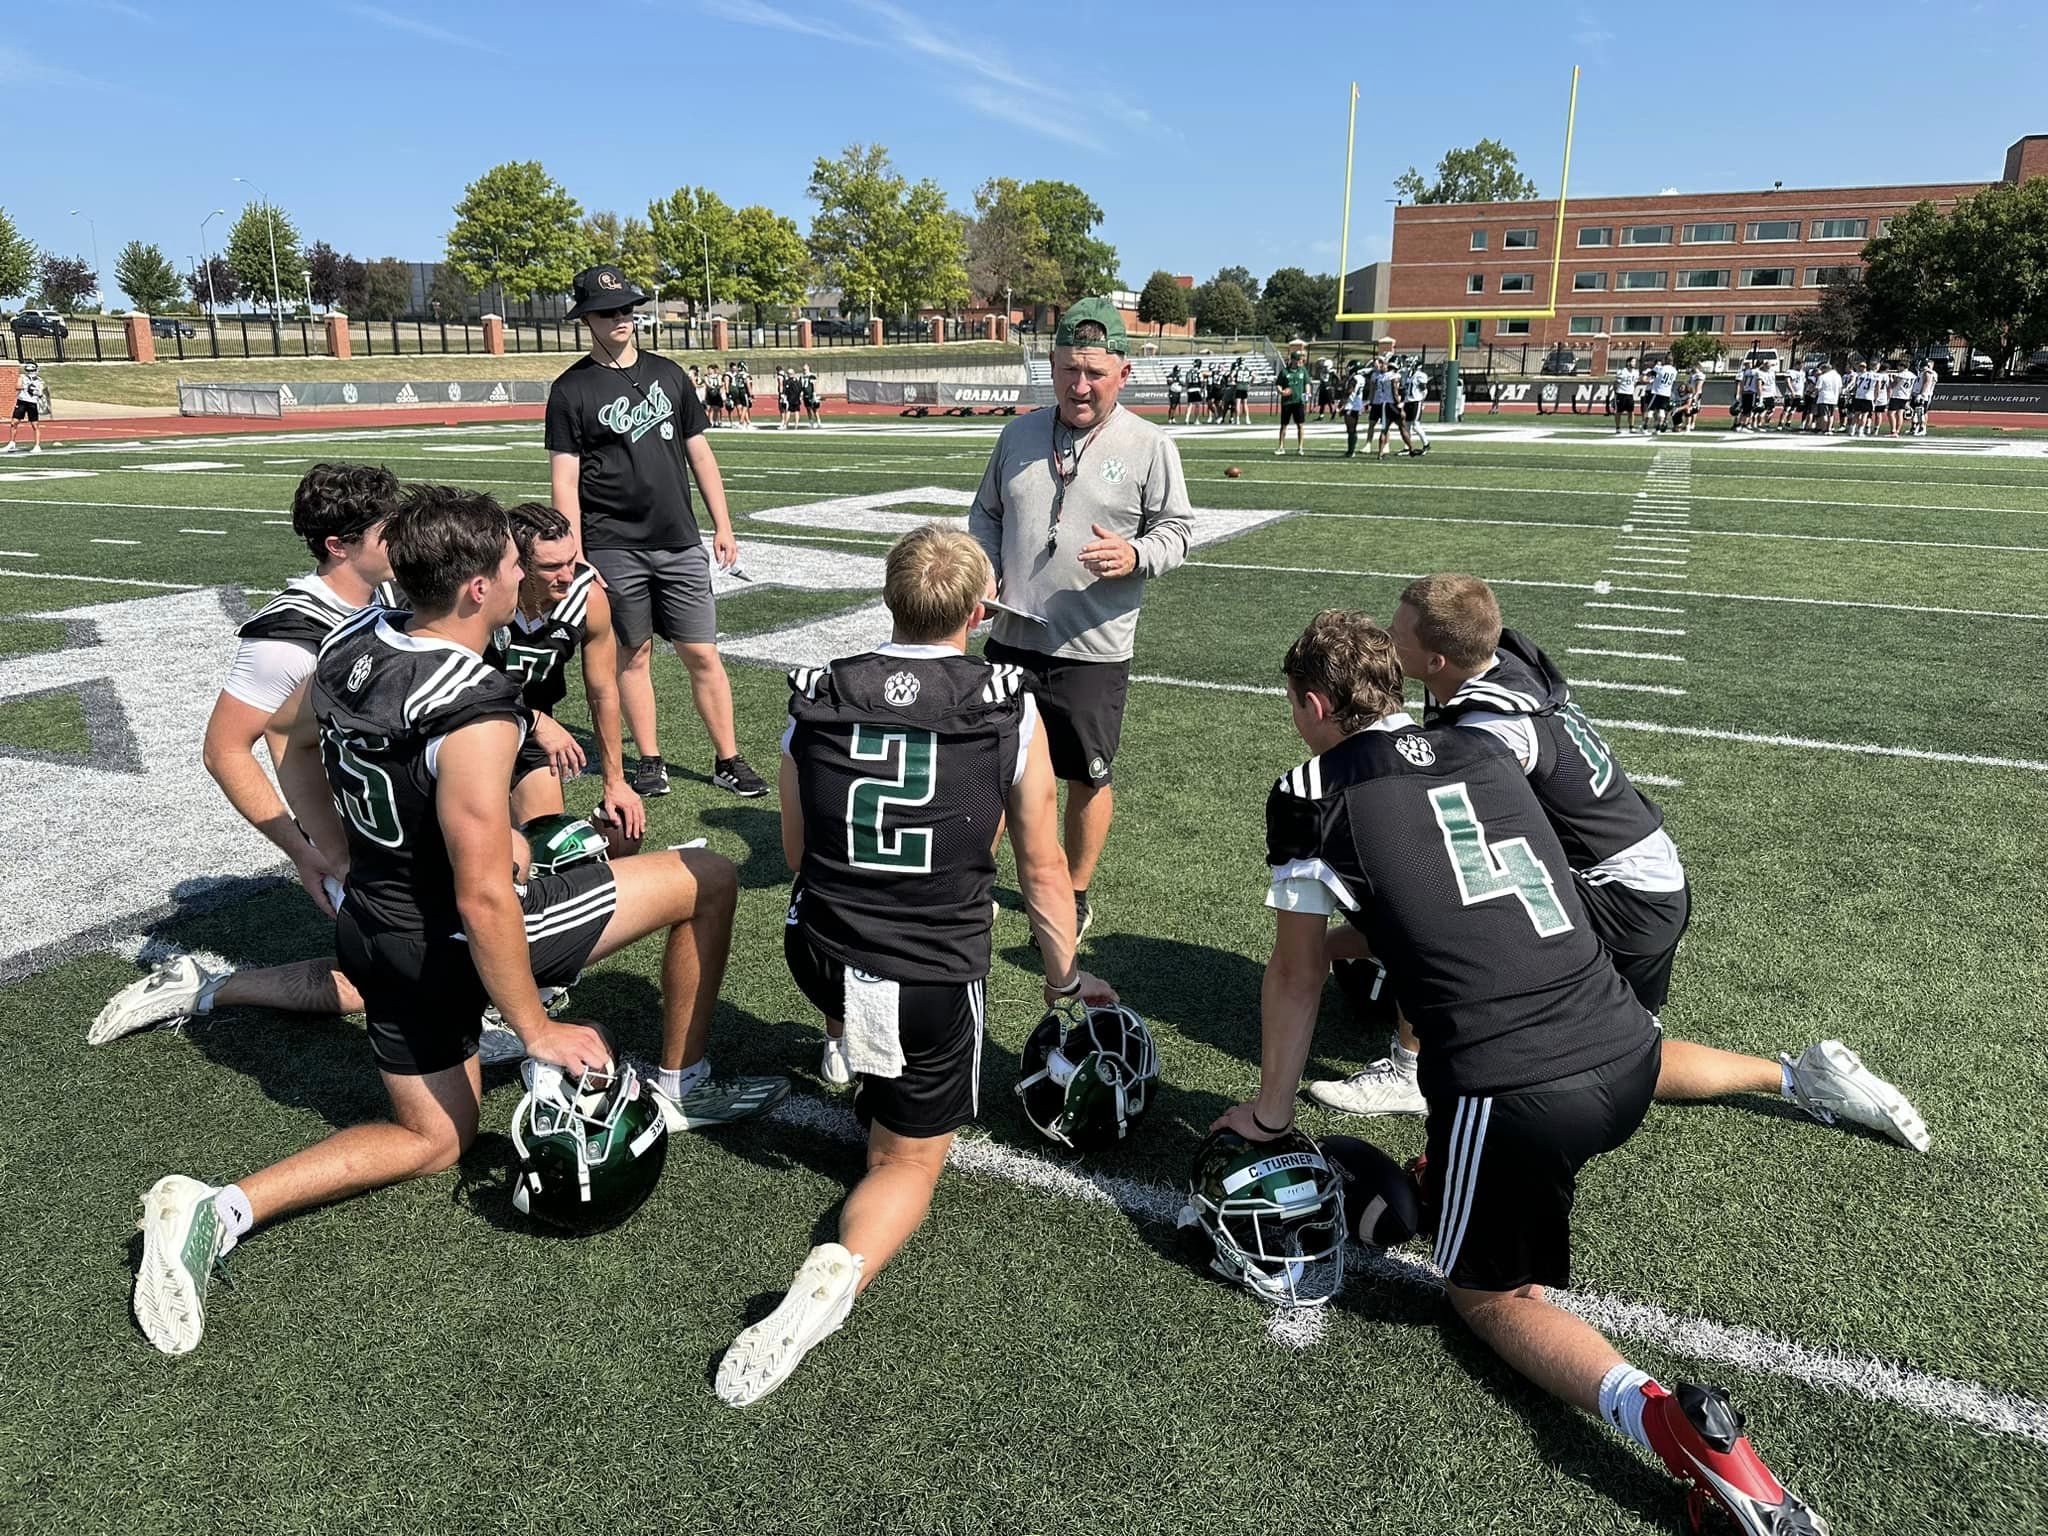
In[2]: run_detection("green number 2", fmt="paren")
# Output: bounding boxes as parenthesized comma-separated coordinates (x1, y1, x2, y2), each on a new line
(1427, 782, 1573, 937)
(322, 728, 404, 849)
(846, 725, 937, 872)
(1557, 701, 1616, 796)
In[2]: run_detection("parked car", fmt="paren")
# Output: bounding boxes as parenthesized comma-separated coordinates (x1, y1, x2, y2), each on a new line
(149, 317, 197, 339)
(632, 313, 660, 333)
(1538, 346, 1579, 376)
(10, 310, 68, 339)
(2022, 348, 2048, 378)
(1742, 347, 1782, 370)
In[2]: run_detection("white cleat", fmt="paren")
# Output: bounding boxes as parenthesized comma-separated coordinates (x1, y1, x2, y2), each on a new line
(1306, 1056, 1426, 1117)
(1783, 1040, 1931, 1152)
(90, 955, 222, 1045)
(820, 1033, 853, 1089)
(133, 1175, 230, 1356)
(716, 1242, 862, 1407)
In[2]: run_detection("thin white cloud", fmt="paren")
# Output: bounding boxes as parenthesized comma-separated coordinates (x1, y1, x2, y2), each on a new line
(339, 3, 507, 55)
(0, 43, 123, 91)
(951, 85, 1104, 153)
(699, 0, 869, 46)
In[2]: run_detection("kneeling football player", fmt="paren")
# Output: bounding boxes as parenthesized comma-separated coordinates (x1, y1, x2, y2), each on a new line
(714, 526, 1114, 1408)
(130, 486, 785, 1357)
(1213, 609, 1832, 1536)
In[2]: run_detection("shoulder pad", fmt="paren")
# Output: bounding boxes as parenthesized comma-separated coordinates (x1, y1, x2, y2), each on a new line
(979, 663, 1026, 704)
(550, 564, 600, 629)
(405, 650, 517, 730)
(787, 664, 831, 701)
(318, 603, 387, 656)
(1272, 756, 1329, 801)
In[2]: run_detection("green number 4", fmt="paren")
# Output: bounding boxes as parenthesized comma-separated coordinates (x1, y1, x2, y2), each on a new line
(1427, 782, 1573, 937)
(846, 725, 937, 872)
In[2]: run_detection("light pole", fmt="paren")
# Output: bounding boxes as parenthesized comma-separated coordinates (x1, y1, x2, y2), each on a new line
(68, 209, 99, 309)
(200, 209, 225, 317)
(233, 176, 284, 323)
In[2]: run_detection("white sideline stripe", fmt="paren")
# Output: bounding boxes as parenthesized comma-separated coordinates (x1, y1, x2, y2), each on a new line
(1615, 586, 2048, 622)
(0, 549, 37, 557)
(1600, 718, 2048, 772)
(1577, 623, 1687, 636)
(1609, 555, 1689, 565)
(90, 538, 141, 546)
(1586, 601, 1686, 613)
(0, 568, 197, 589)
(178, 528, 228, 536)
(1631, 773, 1684, 787)
(1569, 647, 1686, 663)
(262, 518, 292, 525)
(765, 1095, 2048, 1441)
(1604, 569, 1689, 580)
(1129, 672, 1685, 700)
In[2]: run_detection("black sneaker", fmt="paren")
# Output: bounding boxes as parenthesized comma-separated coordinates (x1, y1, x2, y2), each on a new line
(713, 755, 769, 798)
(633, 758, 671, 797)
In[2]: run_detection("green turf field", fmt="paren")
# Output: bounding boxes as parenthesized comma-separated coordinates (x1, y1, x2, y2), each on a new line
(2, 417, 2044, 1535)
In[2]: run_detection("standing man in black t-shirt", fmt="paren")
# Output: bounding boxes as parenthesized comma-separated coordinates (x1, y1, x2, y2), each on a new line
(1212, 609, 1832, 1536)
(546, 265, 767, 800)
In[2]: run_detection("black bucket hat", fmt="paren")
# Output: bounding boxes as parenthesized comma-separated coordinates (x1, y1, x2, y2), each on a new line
(567, 264, 649, 319)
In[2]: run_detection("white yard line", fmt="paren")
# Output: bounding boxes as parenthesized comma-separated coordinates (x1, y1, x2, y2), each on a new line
(1577, 623, 1687, 636)
(0, 567, 196, 589)
(1585, 600, 1686, 614)
(1570, 647, 1686, 663)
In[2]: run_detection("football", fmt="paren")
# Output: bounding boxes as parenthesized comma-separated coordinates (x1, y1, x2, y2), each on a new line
(1224, 465, 1242, 478)
(587, 804, 644, 860)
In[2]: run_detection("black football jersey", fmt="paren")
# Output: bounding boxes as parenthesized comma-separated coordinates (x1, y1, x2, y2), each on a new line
(485, 562, 596, 715)
(786, 650, 1027, 985)
(1424, 628, 1664, 870)
(1265, 719, 1651, 1098)
(238, 574, 400, 651)
(312, 608, 528, 937)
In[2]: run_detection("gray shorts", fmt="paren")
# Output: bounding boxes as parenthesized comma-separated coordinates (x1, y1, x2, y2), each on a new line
(586, 542, 717, 650)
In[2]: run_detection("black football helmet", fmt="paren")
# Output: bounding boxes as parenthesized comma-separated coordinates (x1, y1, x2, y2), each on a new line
(1015, 999, 1159, 1152)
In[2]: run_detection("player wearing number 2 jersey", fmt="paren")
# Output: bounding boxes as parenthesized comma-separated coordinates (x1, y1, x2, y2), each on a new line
(717, 525, 1115, 1409)
(1211, 609, 1834, 1536)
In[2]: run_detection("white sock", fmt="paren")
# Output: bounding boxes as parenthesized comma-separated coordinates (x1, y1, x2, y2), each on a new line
(1779, 1059, 1798, 1099)
(193, 969, 231, 1015)
(659, 1060, 711, 1099)
(1391, 1043, 1419, 1077)
(1597, 1362, 1657, 1452)
(215, 1183, 255, 1252)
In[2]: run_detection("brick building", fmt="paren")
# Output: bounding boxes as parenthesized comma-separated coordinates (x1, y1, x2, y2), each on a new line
(1377, 133, 2048, 365)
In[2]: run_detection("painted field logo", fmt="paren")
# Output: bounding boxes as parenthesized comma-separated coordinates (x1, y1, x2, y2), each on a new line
(1396, 736, 1437, 766)
(883, 670, 921, 707)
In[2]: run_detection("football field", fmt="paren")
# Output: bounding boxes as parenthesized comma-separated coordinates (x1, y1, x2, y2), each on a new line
(3, 416, 2045, 1535)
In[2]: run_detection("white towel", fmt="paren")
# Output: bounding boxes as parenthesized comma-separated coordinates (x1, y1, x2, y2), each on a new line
(842, 969, 905, 1079)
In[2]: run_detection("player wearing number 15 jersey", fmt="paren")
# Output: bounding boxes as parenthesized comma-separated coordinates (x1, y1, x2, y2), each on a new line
(1211, 610, 1832, 1536)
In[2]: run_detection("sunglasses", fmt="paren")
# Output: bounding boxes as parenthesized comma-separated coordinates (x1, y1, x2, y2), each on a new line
(588, 307, 634, 321)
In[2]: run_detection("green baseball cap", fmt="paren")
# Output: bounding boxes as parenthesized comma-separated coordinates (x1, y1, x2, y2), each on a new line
(1054, 297, 1128, 355)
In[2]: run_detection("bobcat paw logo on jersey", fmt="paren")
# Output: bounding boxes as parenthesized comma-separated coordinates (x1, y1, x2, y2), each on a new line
(883, 670, 921, 707)
(1099, 458, 1126, 484)
(346, 655, 373, 693)
(1395, 735, 1436, 766)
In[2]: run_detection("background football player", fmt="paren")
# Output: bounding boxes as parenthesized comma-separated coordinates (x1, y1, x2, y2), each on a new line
(715, 526, 1114, 1409)
(1215, 609, 1834, 1536)
(130, 486, 784, 1357)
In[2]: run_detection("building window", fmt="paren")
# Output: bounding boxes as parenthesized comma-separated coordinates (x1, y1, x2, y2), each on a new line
(1746, 219, 1800, 241)
(1620, 224, 1672, 246)
(1811, 218, 1869, 240)
(1500, 272, 1534, 293)
(1573, 271, 1608, 291)
(1738, 314, 1784, 333)
(1683, 222, 1736, 244)
(1568, 316, 1602, 335)
(1470, 230, 1489, 251)
(1577, 227, 1612, 247)
(1805, 266, 1859, 286)
(1616, 315, 1661, 334)
(1878, 217, 1894, 235)
(1678, 269, 1730, 289)
(1497, 318, 1531, 335)
(1741, 268, 1793, 288)
(1618, 270, 1669, 290)
(1505, 227, 1538, 249)
(1676, 315, 1723, 333)
(1467, 273, 1485, 294)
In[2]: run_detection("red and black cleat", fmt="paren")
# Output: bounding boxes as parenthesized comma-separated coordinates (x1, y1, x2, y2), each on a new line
(1641, 1382, 1831, 1535)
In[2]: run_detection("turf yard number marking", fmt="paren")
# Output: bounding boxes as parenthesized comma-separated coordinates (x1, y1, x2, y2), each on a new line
(1428, 783, 1574, 937)
(846, 725, 937, 872)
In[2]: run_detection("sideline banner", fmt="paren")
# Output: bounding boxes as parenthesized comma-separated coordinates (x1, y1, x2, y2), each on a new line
(844, 378, 1049, 408)
(192, 379, 552, 411)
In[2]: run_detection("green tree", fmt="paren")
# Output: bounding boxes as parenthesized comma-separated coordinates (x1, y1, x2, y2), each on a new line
(360, 257, 412, 321)
(806, 144, 906, 315)
(1214, 264, 1260, 303)
(225, 201, 309, 312)
(726, 205, 811, 322)
(1941, 177, 2048, 374)
(581, 211, 660, 291)
(427, 263, 473, 320)
(1190, 275, 1256, 335)
(1783, 275, 1878, 362)
(1258, 267, 1339, 340)
(888, 180, 969, 315)
(1856, 201, 1951, 356)
(1395, 139, 1540, 205)
(305, 242, 347, 309)
(1021, 179, 1118, 300)
(647, 186, 735, 313)
(966, 176, 1061, 310)
(188, 255, 241, 313)
(337, 255, 369, 315)
(37, 253, 97, 313)
(446, 161, 584, 309)
(1667, 330, 1725, 371)
(113, 240, 182, 314)
(0, 208, 36, 303)
(1136, 270, 1190, 334)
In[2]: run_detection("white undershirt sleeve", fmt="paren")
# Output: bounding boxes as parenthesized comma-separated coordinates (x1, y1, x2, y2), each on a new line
(219, 639, 316, 716)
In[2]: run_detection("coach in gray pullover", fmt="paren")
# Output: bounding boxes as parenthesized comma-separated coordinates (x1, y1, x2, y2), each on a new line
(968, 297, 1192, 938)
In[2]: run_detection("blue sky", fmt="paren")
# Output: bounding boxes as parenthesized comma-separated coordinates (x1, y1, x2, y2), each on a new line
(6, 0, 2040, 308)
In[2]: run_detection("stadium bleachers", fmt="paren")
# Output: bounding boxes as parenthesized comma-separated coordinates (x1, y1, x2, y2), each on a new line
(1025, 350, 1281, 388)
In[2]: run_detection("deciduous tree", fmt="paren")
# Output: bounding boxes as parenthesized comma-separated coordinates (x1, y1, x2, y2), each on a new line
(1257, 267, 1338, 340)
(187, 255, 240, 313)
(1395, 140, 1539, 205)
(1136, 270, 1189, 334)
(114, 240, 183, 314)
(726, 205, 811, 322)
(0, 208, 36, 303)
(37, 253, 97, 313)
(1190, 275, 1256, 335)
(305, 241, 347, 310)
(1021, 179, 1117, 300)
(446, 161, 584, 307)
(647, 186, 735, 313)
(361, 257, 412, 321)
(225, 201, 308, 311)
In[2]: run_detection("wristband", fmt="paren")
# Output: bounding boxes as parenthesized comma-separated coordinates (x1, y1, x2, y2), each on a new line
(1252, 1108, 1293, 1137)
(1048, 973, 1083, 998)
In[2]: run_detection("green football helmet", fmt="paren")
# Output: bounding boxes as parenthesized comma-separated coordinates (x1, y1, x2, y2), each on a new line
(523, 813, 611, 876)
(510, 1056, 669, 1234)
(1015, 999, 1159, 1153)
(1181, 1128, 1347, 1307)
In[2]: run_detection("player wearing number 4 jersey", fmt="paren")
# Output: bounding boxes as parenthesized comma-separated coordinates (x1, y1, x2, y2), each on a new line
(130, 487, 783, 1357)
(716, 525, 1115, 1408)
(1309, 573, 1929, 1156)
(1214, 609, 1833, 1536)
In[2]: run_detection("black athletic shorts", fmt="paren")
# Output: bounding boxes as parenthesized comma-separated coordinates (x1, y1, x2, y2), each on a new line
(11, 401, 38, 423)
(513, 725, 552, 786)
(1613, 393, 1635, 413)
(785, 925, 985, 1140)
(983, 637, 1130, 786)
(1280, 399, 1306, 427)
(336, 862, 617, 1075)
(1421, 1027, 1661, 1292)
(1368, 401, 1400, 427)
(1403, 400, 1423, 423)
(1650, 393, 1672, 411)
(1574, 876, 1691, 1014)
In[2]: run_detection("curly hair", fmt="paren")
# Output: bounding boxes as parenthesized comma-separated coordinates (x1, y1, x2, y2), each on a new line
(291, 462, 401, 564)
(506, 501, 572, 559)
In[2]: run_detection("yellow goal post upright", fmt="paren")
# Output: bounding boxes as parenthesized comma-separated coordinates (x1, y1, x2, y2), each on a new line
(1334, 66, 1581, 419)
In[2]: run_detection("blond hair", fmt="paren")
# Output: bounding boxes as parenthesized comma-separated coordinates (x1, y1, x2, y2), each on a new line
(884, 525, 992, 642)
(1397, 573, 1502, 670)
(1282, 609, 1405, 733)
